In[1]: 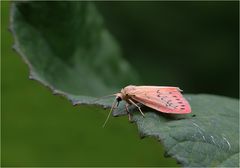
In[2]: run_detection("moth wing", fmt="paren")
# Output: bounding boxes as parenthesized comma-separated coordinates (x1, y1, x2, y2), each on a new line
(128, 87, 191, 114)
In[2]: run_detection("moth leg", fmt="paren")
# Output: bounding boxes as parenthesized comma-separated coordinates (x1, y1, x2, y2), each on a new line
(128, 99, 145, 117)
(125, 103, 133, 122)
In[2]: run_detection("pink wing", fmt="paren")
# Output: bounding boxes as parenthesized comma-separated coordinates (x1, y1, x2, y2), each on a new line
(126, 86, 191, 114)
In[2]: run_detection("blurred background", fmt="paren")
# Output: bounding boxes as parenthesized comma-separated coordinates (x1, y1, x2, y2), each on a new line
(96, 1, 239, 98)
(2, 1, 238, 167)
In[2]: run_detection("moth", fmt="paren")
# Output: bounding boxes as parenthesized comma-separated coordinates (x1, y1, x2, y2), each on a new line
(103, 85, 191, 127)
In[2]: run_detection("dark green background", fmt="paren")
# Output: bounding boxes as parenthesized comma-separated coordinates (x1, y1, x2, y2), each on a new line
(96, 2, 239, 98)
(2, 1, 238, 167)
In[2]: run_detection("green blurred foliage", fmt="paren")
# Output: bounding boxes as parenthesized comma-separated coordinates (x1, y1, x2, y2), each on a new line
(96, 2, 239, 98)
(1, 1, 238, 167)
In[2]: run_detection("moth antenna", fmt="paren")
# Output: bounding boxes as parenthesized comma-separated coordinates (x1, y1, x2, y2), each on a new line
(102, 98, 118, 128)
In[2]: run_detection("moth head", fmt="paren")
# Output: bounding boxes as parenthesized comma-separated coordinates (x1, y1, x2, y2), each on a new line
(115, 93, 123, 102)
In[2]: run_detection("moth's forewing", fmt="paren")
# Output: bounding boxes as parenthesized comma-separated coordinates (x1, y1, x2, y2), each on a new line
(126, 86, 191, 114)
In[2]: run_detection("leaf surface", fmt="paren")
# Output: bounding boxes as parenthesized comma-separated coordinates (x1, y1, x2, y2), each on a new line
(10, 1, 138, 104)
(113, 94, 239, 167)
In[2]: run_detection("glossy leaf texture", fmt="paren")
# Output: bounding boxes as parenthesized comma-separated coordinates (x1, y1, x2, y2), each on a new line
(113, 94, 239, 167)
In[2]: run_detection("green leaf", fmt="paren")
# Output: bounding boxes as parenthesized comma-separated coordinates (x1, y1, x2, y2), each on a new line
(113, 94, 239, 167)
(10, 1, 138, 105)
(10, 1, 239, 167)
